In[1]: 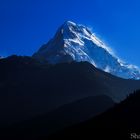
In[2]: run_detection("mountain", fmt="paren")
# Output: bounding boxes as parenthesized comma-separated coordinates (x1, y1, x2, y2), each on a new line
(0, 56, 3, 59)
(2, 95, 114, 139)
(33, 21, 140, 79)
(0, 55, 140, 127)
(50, 90, 140, 139)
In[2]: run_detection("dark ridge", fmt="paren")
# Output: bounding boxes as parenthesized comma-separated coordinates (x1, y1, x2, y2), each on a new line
(0, 56, 140, 140)
(50, 90, 140, 139)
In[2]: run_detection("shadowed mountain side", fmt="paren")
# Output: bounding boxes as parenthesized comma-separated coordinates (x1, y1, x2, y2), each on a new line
(0, 55, 140, 126)
(1, 95, 114, 139)
(50, 90, 140, 139)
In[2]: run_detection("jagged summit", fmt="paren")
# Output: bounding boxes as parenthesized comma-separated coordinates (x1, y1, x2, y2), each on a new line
(33, 21, 140, 79)
(63, 20, 76, 26)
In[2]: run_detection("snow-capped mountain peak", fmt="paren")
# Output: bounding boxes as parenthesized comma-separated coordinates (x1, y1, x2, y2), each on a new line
(33, 21, 140, 79)
(62, 21, 111, 51)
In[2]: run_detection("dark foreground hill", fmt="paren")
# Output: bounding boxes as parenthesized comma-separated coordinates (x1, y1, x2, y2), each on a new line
(51, 90, 140, 140)
(0, 55, 140, 139)
(0, 55, 139, 124)
(1, 95, 114, 140)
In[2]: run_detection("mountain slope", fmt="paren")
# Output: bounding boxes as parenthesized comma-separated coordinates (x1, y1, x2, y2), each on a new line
(33, 21, 140, 79)
(51, 90, 140, 139)
(0, 55, 140, 127)
(2, 95, 114, 139)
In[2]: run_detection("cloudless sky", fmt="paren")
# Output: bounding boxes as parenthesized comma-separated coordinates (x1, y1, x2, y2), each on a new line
(1, 0, 140, 66)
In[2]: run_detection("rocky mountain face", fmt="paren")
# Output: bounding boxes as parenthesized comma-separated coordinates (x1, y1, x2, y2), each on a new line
(33, 21, 140, 79)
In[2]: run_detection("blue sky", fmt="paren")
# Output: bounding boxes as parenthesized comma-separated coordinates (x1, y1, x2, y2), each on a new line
(1, 0, 140, 66)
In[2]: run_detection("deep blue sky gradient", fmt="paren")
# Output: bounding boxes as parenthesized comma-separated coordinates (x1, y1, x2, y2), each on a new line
(1, 0, 140, 66)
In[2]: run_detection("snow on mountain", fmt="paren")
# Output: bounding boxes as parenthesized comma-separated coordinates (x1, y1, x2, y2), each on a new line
(33, 21, 140, 79)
